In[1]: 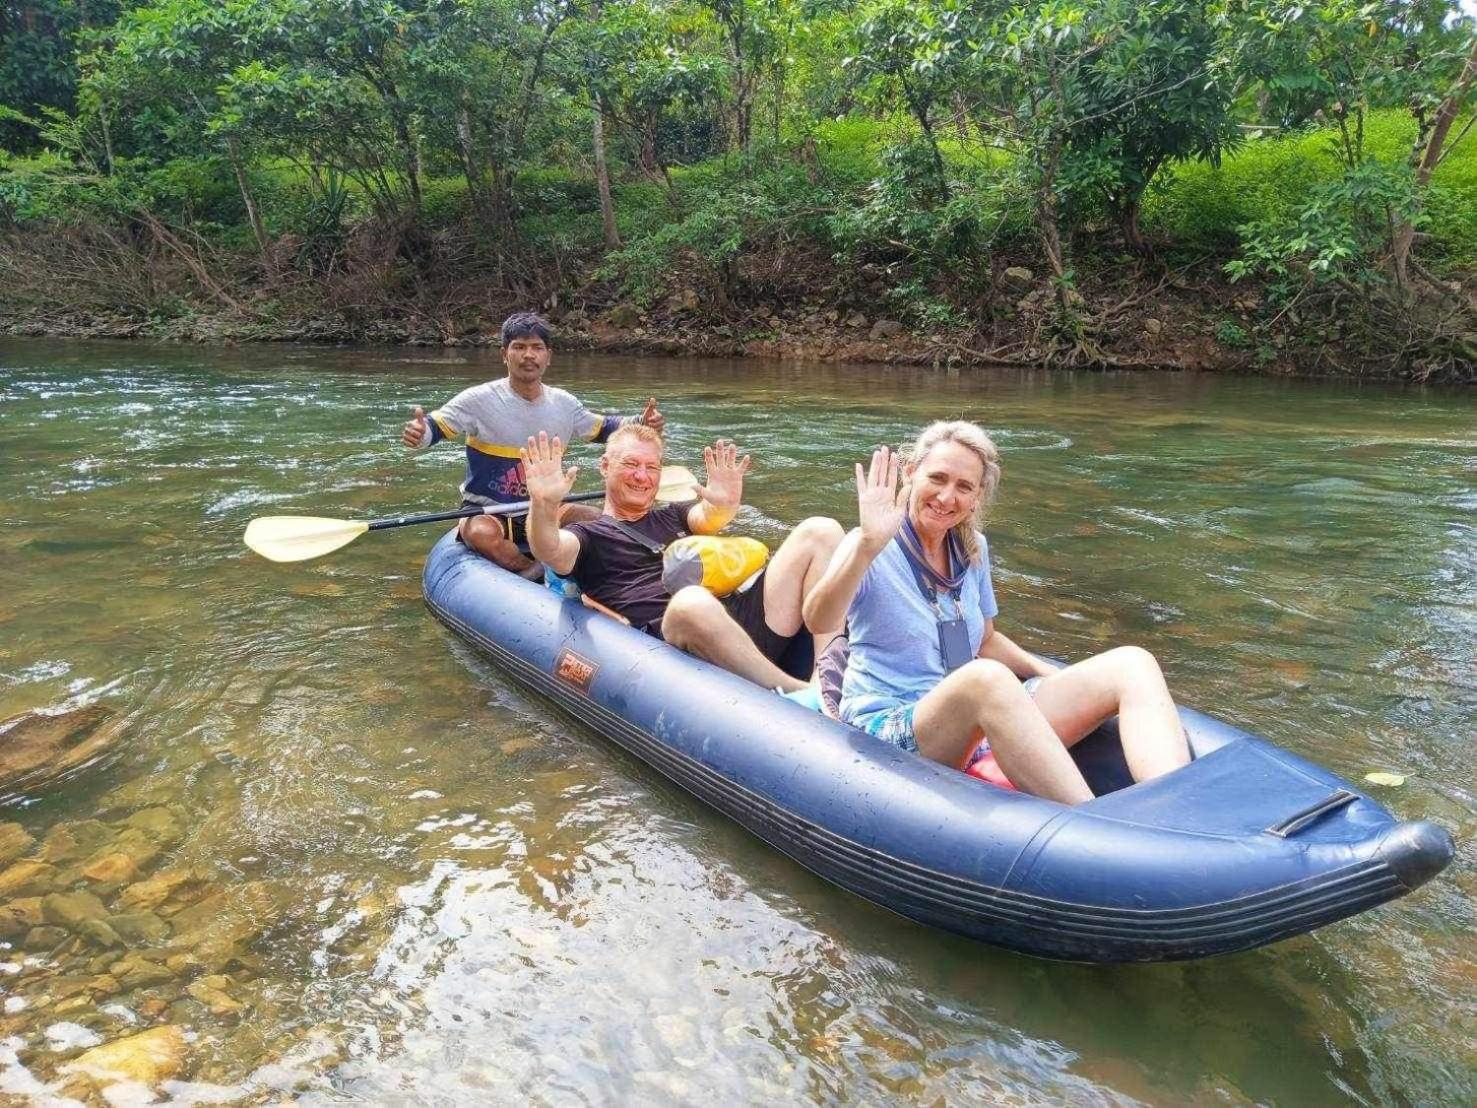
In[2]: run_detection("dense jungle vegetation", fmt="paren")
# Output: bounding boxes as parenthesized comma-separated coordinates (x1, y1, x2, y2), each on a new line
(1, 1, 1473, 379)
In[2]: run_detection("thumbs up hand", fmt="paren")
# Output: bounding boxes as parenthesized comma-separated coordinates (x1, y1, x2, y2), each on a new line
(402, 405, 429, 448)
(639, 396, 665, 433)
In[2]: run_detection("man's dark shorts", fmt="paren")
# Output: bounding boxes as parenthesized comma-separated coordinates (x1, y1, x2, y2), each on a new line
(716, 568, 793, 665)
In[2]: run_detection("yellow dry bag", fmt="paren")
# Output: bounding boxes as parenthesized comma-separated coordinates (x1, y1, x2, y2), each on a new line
(662, 535, 769, 597)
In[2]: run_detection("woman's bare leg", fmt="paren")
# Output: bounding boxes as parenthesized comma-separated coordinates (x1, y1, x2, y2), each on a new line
(912, 660, 1094, 804)
(1028, 646, 1189, 782)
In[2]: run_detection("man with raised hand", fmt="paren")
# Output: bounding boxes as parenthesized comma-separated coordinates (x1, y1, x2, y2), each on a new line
(522, 426, 843, 693)
(401, 311, 664, 573)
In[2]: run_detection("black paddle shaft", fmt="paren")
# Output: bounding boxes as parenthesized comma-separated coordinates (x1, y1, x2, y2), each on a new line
(365, 491, 604, 532)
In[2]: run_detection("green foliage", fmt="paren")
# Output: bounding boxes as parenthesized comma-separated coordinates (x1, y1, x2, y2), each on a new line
(1150, 110, 1477, 266)
(1225, 159, 1422, 289)
(1215, 319, 1249, 347)
(2, 0, 1474, 366)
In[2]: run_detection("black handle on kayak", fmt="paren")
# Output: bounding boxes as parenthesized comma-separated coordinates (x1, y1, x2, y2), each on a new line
(365, 490, 605, 532)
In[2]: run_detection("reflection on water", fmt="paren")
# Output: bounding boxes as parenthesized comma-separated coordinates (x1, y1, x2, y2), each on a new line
(0, 339, 1472, 1104)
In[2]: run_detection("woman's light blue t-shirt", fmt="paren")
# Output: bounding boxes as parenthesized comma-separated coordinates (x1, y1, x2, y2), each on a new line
(839, 533, 998, 721)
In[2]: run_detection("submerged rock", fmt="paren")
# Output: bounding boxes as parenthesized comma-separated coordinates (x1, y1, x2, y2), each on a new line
(0, 896, 45, 938)
(0, 859, 57, 898)
(80, 851, 139, 887)
(41, 890, 109, 931)
(0, 821, 34, 866)
(0, 704, 121, 793)
(110, 952, 175, 990)
(61, 1024, 187, 1091)
(186, 977, 246, 1016)
(110, 911, 171, 945)
(38, 819, 114, 865)
(23, 924, 69, 951)
(118, 867, 208, 913)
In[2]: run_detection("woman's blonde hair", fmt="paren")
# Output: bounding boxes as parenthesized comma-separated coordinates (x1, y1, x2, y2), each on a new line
(903, 420, 1001, 563)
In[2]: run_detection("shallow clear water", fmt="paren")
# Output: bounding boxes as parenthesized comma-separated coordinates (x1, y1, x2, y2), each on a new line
(0, 339, 1472, 1104)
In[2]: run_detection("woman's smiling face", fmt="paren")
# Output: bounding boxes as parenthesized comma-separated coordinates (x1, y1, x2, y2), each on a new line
(908, 439, 984, 540)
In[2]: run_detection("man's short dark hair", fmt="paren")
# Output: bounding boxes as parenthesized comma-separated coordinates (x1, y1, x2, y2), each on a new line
(500, 312, 552, 347)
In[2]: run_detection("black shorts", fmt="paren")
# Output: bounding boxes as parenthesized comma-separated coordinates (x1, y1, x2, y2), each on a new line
(457, 500, 530, 551)
(719, 569, 794, 665)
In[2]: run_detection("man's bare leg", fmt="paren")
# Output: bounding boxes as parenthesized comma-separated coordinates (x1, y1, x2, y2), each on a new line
(459, 514, 535, 572)
(662, 587, 807, 692)
(460, 502, 602, 576)
(754, 517, 845, 661)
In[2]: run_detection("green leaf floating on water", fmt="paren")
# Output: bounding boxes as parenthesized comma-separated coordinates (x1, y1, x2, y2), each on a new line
(1364, 771, 1406, 787)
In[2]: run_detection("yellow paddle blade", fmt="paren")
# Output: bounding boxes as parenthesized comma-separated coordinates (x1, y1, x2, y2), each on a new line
(244, 516, 370, 563)
(658, 465, 698, 502)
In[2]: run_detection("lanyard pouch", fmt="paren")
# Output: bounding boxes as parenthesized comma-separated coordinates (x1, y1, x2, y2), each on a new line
(937, 614, 973, 672)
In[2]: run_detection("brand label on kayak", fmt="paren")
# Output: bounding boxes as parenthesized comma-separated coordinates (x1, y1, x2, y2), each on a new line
(554, 648, 599, 695)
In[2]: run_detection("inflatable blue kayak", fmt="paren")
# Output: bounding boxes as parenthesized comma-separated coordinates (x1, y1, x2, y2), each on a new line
(423, 532, 1453, 963)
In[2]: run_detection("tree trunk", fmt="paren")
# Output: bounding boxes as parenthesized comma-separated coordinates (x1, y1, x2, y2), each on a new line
(226, 136, 275, 281)
(1118, 197, 1151, 257)
(593, 102, 621, 250)
(951, 92, 971, 145)
(1392, 36, 1477, 289)
(456, 96, 491, 219)
(1036, 141, 1072, 310)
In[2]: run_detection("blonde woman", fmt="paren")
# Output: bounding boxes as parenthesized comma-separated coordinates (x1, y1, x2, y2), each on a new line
(803, 421, 1189, 805)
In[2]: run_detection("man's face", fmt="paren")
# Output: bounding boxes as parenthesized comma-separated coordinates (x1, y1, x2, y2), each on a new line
(502, 334, 551, 387)
(600, 438, 664, 516)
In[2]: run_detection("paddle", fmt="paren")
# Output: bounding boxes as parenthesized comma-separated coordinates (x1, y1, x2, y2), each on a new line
(244, 465, 700, 563)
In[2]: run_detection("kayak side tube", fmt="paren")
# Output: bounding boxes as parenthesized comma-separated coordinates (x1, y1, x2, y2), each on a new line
(423, 533, 1453, 963)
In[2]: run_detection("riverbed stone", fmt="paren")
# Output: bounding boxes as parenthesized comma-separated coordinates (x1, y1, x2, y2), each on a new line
(118, 867, 207, 913)
(0, 859, 57, 897)
(111, 827, 168, 871)
(88, 974, 122, 999)
(110, 911, 171, 946)
(77, 918, 125, 949)
(42, 890, 109, 931)
(110, 952, 175, 990)
(24, 925, 70, 951)
(0, 822, 33, 866)
(39, 819, 114, 865)
(187, 977, 245, 1016)
(81, 851, 139, 887)
(122, 806, 184, 845)
(61, 1024, 187, 1090)
(0, 896, 45, 938)
(0, 704, 120, 792)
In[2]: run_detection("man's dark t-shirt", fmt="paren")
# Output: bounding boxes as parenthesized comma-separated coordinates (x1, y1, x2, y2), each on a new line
(566, 500, 698, 635)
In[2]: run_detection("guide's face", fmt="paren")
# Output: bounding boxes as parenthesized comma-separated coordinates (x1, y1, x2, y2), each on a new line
(601, 439, 664, 514)
(908, 440, 983, 540)
(502, 335, 551, 388)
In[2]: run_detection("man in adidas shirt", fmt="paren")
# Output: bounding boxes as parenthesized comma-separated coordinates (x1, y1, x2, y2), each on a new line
(401, 311, 664, 572)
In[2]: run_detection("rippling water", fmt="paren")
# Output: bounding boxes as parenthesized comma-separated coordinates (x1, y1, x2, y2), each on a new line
(0, 340, 1472, 1104)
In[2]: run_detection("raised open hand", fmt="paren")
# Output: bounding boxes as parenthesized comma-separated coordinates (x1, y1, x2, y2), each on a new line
(520, 432, 578, 504)
(856, 445, 908, 553)
(401, 405, 428, 448)
(693, 438, 751, 511)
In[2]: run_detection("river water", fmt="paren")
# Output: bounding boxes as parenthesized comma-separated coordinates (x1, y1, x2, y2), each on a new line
(0, 340, 1472, 1105)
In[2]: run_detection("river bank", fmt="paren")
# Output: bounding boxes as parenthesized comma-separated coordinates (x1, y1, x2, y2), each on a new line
(7, 257, 1463, 379)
